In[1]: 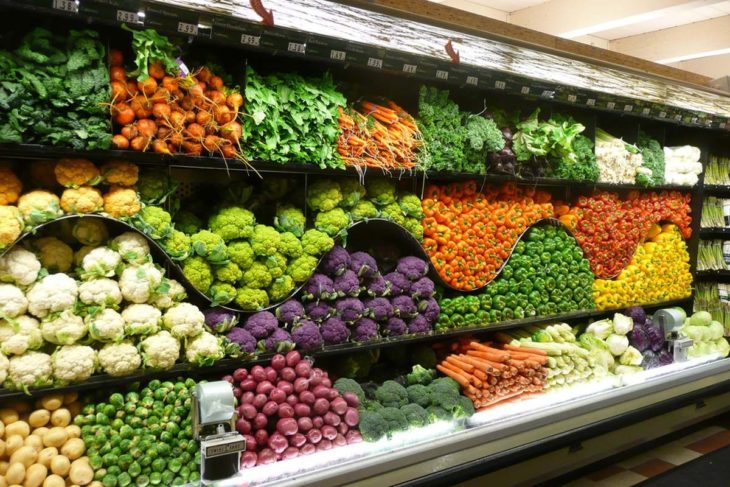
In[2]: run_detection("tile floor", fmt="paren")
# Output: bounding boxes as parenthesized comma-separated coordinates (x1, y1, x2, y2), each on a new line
(565, 424, 730, 486)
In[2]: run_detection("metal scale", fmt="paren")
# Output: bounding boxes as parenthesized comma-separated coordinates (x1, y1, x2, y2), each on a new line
(192, 381, 246, 484)
(653, 307, 693, 362)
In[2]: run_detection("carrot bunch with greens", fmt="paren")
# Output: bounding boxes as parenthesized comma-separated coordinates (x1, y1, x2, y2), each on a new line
(337, 99, 421, 170)
(422, 181, 554, 290)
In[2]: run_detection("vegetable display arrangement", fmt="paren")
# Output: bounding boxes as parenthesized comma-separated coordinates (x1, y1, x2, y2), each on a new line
(695, 282, 730, 333)
(0, 28, 111, 150)
(680, 310, 730, 359)
(700, 196, 726, 228)
(635, 131, 665, 187)
(580, 312, 646, 375)
(663, 146, 703, 187)
(346, 364, 474, 442)
(623, 307, 673, 369)
(227, 351, 362, 467)
(77, 378, 201, 485)
(705, 155, 730, 186)
(436, 224, 594, 329)
(567, 190, 692, 278)
(593, 224, 692, 310)
(594, 128, 643, 184)
(110, 29, 244, 159)
(422, 181, 554, 290)
(698, 240, 728, 271)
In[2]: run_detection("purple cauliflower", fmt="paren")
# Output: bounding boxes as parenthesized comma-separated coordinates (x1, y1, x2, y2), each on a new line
(383, 317, 407, 337)
(364, 275, 391, 297)
(364, 297, 393, 321)
(226, 327, 257, 353)
(352, 318, 379, 342)
(276, 300, 306, 325)
(321, 246, 350, 277)
(334, 270, 361, 298)
(335, 297, 365, 322)
(302, 274, 336, 301)
(417, 298, 440, 323)
(391, 295, 417, 319)
(305, 301, 335, 322)
(291, 320, 324, 351)
(203, 308, 239, 333)
(408, 315, 431, 335)
(396, 256, 429, 281)
(320, 317, 350, 345)
(349, 251, 378, 278)
(243, 311, 278, 339)
(410, 277, 435, 300)
(264, 328, 295, 353)
(384, 272, 410, 296)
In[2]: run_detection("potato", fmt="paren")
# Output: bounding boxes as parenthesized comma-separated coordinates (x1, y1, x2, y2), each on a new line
(0, 438, 5, 457)
(65, 404, 80, 420)
(0, 421, 5, 438)
(23, 463, 47, 487)
(48, 412, 68, 430)
(0, 476, 6, 487)
(5, 423, 29, 440)
(41, 429, 67, 449)
(39, 397, 62, 413)
(0, 460, 9, 474)
(28, 412, 49, 430)
(87, 483, 102, 487)
(63, 427, 79, 440)
(6, 436, 23, 456)
(23, 436, 42, 453)
(5, 462, 25, 484)
(49, 456, 69, 477)
(31, 429, 47, 439)
(8, 402, 28, 415)
(9, 446, 37, 468)
(42, 475, 64, 487)
(61, 394, 76, 407)
(0, 409, 19, 425)
(37, 448, 56, 468)
(59, 439, 83, 462)
(67, 461, 92, 486)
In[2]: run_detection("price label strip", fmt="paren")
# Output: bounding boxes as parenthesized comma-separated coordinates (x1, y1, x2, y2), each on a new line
(79, 1, 143, 26)
(145, 4, 207, 37)
(53, 0, 78, 13)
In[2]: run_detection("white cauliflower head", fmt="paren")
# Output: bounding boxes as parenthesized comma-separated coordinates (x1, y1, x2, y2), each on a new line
(14, 315, 42, 349)
(41, 310, 87, 345)
(1, 334, 29, 356)
(74, 245, 96, 267)
(78, 278, 123, 308)
(185, 331, 223, 366)
(162, 303, 205, 339)
(27, 273, 78, 318)
(97, 341, 141, 377)
(0, 315, 42, 356)
(81, 247, 122, 279)
(121, 304, 161, 336)
(0, 352, 8, 386)
(0, 284, 28, 318)
(119, 263, 163, 304)
(149, 278, 187, 310)
(0, 320, 14, 342)
(139, 331, 180, 370)
(72, 218, 109, 246)
(0, 247, 41, 287)
(32, 236, 73, 273)
(86, 308, 125, 342)
(52, 345, 96, 384)
(8, 351, 52, 390)
(111, 232, 150, 264)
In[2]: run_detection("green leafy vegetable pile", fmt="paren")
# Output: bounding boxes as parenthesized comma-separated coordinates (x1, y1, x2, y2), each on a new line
(0, 28, 111, 149)
(122, 25, 180, 81)
(636, 131, 665, 187)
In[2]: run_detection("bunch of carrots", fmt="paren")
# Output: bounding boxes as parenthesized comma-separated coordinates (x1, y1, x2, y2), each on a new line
(108, 49, 245, 161)
(422, 181, 554, 290)
(436, 339, 548, 410)
(337, 99, 421, 169)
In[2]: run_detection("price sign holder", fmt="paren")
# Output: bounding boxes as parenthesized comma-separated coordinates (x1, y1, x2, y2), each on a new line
(212, 17, 263, 47)
(145, 4, 209, 38)
(80, 0, 143, 25)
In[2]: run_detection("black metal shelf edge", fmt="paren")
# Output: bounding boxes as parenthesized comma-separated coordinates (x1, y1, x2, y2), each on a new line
(703, 185, 730, 196)
(699, 227, 730, 237)
(696, 270, 730, 280)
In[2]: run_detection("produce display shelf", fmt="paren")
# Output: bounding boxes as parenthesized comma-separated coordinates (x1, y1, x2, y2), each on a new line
(695, 270, 730, 281)
(702, 185, 730, 197)
(699, 227, 730, 238)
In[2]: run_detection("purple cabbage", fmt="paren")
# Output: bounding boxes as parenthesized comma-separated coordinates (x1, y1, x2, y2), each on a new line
(350, 251, 378, 278)
(305, 301, 335, 322)
(410, 277, 435, 300)
(628, 324, 651, 352)
(364, 275, 391, 297)
(383, 317, 407, 337)
(384, 272, 410, 296)
(418, 298, 440, 324)
(302, 274, 336, 301)
(391, 295, 417, 319)
(264, 328, 295, 353)
(320, 316, 350, 345)
(226, 327, 257, 353)
(243, 311, 278, 339)
(352, 318, 379, 342)
(333, 270, 361, 298)
(364, 297, 393, 322)
(203, 308, 238, 333)
(275, 300, 305, 325)
(645, 325, 664, 352)
(396, 256, 429, 281)
(291, 320, 323, 351)
(407, 315, 431, 335)
(321, 246, 350, 277)
(641, 349, 661, 369)
(657, 350, 673, 366)
(335, 298, 365, 322)
(625, 306, 646, 325)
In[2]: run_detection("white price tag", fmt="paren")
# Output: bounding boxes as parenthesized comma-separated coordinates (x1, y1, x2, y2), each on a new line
(367, 57, 383, 69)
(287, 42, 306, 54)
(466, 76, 478, 86)
(520, 86, 530, 95)
(674, 114, 682, 121)
(403, 64, 417, 74)
(642, 108, 650, 115)
(177, 22, 198, 35)
(541, 90, 554, 98)
(586, 98, 595, 106)
(53, 0, 78, 13)
(659, 111, 667, 118)
(691, 117, 698, 124)
(606, 101, 615, 110)
(623, 104, 633, 112)
(567, 94, 577, 103)
(436, 70, 449, 80)
(241, 34, 260, 46)
(494, 80, 506, 89)
(116, 10, 140, 23)
(330, 50, 346, 61)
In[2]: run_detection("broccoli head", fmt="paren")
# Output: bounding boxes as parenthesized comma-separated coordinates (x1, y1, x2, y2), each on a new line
(333, 377, 365, 403)
(208, 206, 256, 241)
(379, 407, 409, 434)
(330, 349, 378, 380)
(301, 229, 334, 257)
(426, 405, 451, 422)
(398, 193, 424, 219)
(366, 179, 396, 207)
(277, 232, 303, 258)
(429, 378, 461, 411)
(250, 224, 281, 257)
(406, 364, 437, 386)
(339, 179, 367, 208)
(453, 396, 476, 418)
(351, 200, 379, 222)
(400, 403, 429, 428)
(358, 410, 388, 442)
(406, 384, 432, 408)
(307, 179, 342, 212)
(274, 205, 306, 237)
(375, 380, 408, 408)
(409, 346, 438, 371)
(191, 230, 229, 264)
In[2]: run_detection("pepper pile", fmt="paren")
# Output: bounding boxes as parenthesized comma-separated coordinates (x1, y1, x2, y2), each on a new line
(422, 181, 554, 290)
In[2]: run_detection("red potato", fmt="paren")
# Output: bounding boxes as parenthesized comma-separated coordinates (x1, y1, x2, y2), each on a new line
(317, 439, 333, 451)
(271, 354, 286, 371)
(343, 392, 360, 408)
(323, 411, 340, 427)
(243, 434, 257, 452)
(233, 368, 248, 382)
(293, 403, 311, 419)
(255, 429, 269, 447)
(280, 367, 296, 382)
(276, 381, 293, 396)
(236, 418, 252, 435)
(253, 413, 268, 430)
(295, 361, 312, 378)
(277, 418, 298, 436)
(232, 387, 242, 399)
(313, 385, 330, 399)
(307, 429, 322, 444)
(334, 434, 347, 447)
(313, 398, 330, 416)
(321, 425, 338, 440)
(262, 401, 279, 417)
(239, 379, 257, 391)
(251, 365, 266, 383)
(299, 391, 315, 406)
(241, 392, 255, 404)
(257, 448, 277, 465)
(297, 417, 313, 432)
(310, 369, 324, 387)
(282, 447, 299, 460)
(346, 430, 363, 444)
(286, 395, 298, 406)
(268, 432, 288, 454)
(330, 397, 348, 415)
(301, 444, 316, 455)
(285, 351, 301, 368)
(252, 394, 268, 409)
(312, 417, 324, 429)
(322, 377, 332, 388)
(337, 422, 349, 435)
(269, 388, 286, 404)
(344, 408, 359, 427)
(289, 433, 307, 448)
(265, 367, 278, 383)
(278, 404, 294, 419)
(241, 451, 257, 469)
(256, 381, 274, 396)
(294, 377, 310, 394)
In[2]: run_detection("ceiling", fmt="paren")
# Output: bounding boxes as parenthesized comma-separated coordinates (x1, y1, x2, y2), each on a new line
(435, 0, 730, 79)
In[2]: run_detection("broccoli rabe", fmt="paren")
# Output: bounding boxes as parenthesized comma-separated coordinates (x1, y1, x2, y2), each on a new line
(375, 380, 408, 408)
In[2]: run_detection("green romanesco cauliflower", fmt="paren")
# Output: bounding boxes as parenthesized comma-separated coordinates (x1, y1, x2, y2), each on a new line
(214, 262, 243, 283)
(209, 282, 237, 306)
(274, 205, 306, 237)
(182, 256, 213, 293)
(242, 262, 273, 289)
(162, 230, 192, 261)
(268, 275, 295, 302)
(228, 240, 255, 270)
(380, 202, 406, 226)
(224, 181, 254, 206)
(136, 171, 179, 204)
(350, 200, 379, 222)
(277, 232, 303, 258)
(250, 225, 281, 257)
(307, 179, 342, 212)
(315, 208, 350, 237)
(72, 218, 109, 246)
(398, 193, 424, 219)
(367, 179, 397, 206)
(403, 218, 424, 241)
(235, 287, 269, 311)
(191, 230, 229, 264)
(286, 254, 318, 283)
(338, 179, 367, 208)
(260, 177, 294, 201)
(208, 206, 256, 241)
(132, 206, 173, 240)
(173, 210, 202, 235)
(264, 253, 288, 279)
(301, 229, 334, 256)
